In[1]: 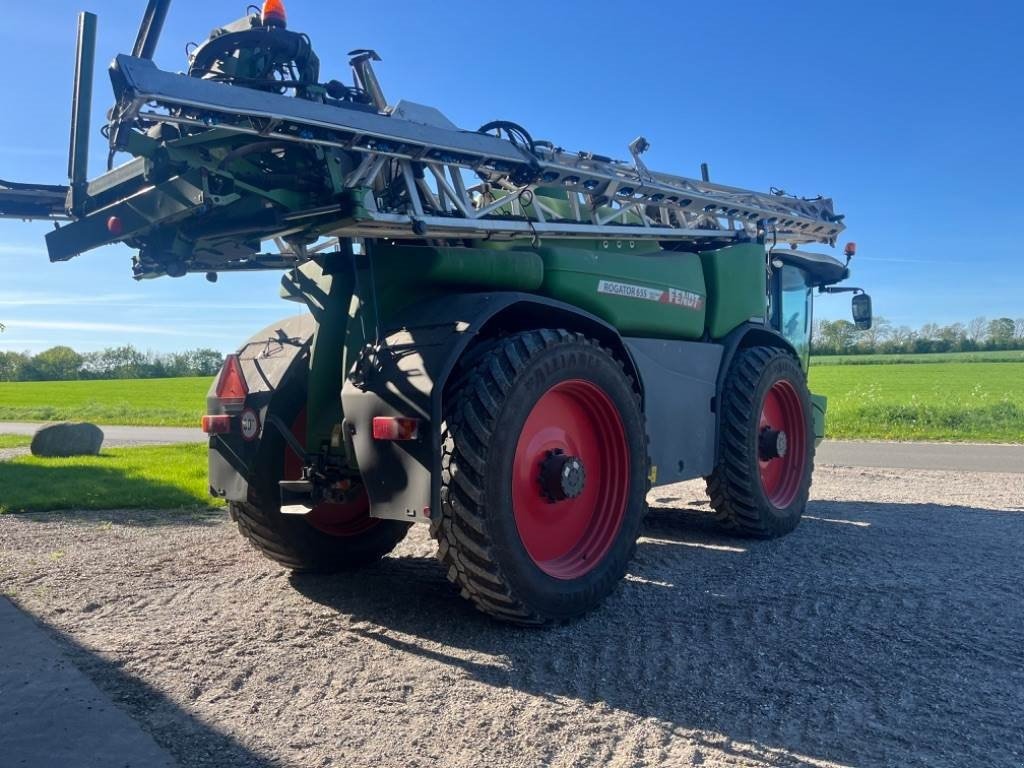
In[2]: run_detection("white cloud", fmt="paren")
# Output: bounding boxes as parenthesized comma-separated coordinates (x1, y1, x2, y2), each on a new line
(0, 291, 275, 310)
(8, 320, 243, 339)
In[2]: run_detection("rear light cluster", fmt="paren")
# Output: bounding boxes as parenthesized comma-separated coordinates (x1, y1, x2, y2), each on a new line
(372, 417, 420, 441)
(202, 354, 250, 435)
(214, 354, 248, 410)
(201, 415, 231, 434)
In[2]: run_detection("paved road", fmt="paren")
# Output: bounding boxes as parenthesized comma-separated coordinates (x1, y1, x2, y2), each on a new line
(0, 421, 206, 446)
(1, 421, 1021, 473)
(817, 439, 1024, 473)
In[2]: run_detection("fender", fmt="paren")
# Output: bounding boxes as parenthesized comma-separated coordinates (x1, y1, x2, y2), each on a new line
(342, 292, 639, 523)
(712, 322, 801, 464)
(207, 314, 315, 502)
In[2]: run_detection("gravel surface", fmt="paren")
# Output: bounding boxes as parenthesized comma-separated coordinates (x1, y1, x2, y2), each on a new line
(1, 466, 1022, 768)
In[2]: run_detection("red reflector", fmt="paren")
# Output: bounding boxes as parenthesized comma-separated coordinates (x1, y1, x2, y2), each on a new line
(201, 415, 231, 434)
(372, 417, 420, 441)
(215, 354, 248, 410)
(261, 0, 287, 27)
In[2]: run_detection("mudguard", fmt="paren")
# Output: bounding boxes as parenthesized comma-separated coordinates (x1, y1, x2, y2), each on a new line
(342, 292, 637, 523)
(712, 323, 802, 463)
(207, 314, 314, 502)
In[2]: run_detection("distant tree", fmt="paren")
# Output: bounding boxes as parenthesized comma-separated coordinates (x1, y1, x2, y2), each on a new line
(81, 345, 148, 379)
(0, 350, 30, 381)
(935, 323, 966, 352)
(857, 315, 892, 349)
(186, 348, 224, 376)
(815, 319, 857, 353)
(918, 322, 940, 341)
(25, 346, 84, 381)
(966, 316, 988, 344)
(987, 317, 1016, 348)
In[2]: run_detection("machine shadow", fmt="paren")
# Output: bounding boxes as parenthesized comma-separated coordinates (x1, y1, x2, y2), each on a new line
(7, 602, 278, 768)
(291, 497, 1024, 767)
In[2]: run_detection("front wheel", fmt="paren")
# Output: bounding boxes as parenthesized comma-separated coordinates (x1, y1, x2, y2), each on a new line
(432, 330, 649, 624)
(706, 346, 815, 538)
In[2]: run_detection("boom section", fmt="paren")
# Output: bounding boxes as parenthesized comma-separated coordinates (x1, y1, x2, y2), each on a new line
(109, 55, 844, 249)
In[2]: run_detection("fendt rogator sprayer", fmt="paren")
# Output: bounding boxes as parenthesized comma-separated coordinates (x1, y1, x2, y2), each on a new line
(1, 1, 872, 623)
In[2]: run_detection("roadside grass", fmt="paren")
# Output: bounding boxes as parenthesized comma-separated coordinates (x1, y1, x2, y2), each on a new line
(808, 362, 1024, 442)
(1, 358, 1021, 443)
(0, 377, 211, 427)
(0, 443, 221, 513)
(814, 350, 1024, 365)
(0, 434, 31, 449)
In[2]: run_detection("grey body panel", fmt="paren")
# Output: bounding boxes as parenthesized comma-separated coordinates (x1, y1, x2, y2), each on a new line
(625, 338, 723, 485)
(343, 292, 632, 523)
(207, 314, 314, 501)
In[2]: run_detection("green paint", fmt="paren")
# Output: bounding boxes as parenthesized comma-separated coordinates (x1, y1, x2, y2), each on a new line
(699, 243, 767, 339)
(537, 242, 707, 339)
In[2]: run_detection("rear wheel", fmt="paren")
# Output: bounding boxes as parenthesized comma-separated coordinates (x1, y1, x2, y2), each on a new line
(432, 330, 648, 624)
(231, 391, 410, 572)
(706, 346, 814, 538)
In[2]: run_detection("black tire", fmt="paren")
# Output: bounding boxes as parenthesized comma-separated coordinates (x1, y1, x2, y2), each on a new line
(431, 329, 649, 624)
(706, 346, 815, 538)
(231, 377, 410, 572)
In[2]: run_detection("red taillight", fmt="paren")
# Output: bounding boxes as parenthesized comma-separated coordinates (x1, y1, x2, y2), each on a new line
(107, 216, 124, 236)
(201, 415, 231, 434)
(372, 416, 420, 441)
(261, 0, 287, 27)
(214, 354, 248, 411)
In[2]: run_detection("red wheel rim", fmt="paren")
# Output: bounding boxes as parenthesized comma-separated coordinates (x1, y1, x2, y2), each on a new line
(512, 380, 630, 580)
(283, 410, 378, 537)
(757, 380, 807, 508)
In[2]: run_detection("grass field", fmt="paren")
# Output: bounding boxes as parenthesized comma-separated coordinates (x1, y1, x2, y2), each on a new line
(814, 350, 1024, 365)
(1, 357, 1022, 443)
(0, 434, 31, 449)
(808, 362, 1024, 442)
(0, 443, 219, 513)
(0, 377, 210, 426)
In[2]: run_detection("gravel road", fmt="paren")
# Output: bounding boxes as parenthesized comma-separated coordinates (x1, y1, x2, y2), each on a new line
(2, 465, 1022, 768)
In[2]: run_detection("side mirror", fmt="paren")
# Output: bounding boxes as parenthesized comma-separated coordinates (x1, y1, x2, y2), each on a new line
(852, 293, 873, 330)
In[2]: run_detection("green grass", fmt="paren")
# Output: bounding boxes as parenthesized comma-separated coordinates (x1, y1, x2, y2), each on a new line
(2, 356, 1022, 444)
(0, 434, 31, 449)
(814, 350, 1024, 365)
(809, 362, 1024, 442)
(0, 377, 211, 427)
(0, 443, 221, 513)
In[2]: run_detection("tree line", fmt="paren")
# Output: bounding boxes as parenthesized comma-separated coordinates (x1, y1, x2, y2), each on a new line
(814, 316, 1024, 355)
(0, 345, 224, 382)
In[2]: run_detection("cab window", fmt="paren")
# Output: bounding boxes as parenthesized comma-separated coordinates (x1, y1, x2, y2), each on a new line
(775, 265, 812, 367)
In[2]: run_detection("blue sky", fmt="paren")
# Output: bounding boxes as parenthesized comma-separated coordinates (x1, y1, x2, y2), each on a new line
(2, 0, 1022, 352)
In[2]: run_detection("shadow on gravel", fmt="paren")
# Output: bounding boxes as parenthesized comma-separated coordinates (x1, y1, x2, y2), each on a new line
(15, 606, 277, 768)
(292, 498, 1024, 768)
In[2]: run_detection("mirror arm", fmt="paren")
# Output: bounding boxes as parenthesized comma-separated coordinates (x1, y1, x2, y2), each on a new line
(819, 286, 865, 295)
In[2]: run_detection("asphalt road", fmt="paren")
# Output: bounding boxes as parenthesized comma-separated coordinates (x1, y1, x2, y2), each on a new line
(2, 421, 1021, 472)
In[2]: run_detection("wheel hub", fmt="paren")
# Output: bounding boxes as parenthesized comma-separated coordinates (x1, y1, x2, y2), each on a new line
(758, 427, 788, 461)
(538, 449, 587, 503)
